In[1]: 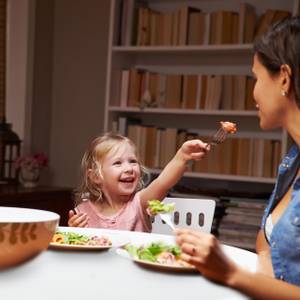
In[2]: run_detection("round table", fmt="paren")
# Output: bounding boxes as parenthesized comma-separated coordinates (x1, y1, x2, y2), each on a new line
(0, 227, 257, 300)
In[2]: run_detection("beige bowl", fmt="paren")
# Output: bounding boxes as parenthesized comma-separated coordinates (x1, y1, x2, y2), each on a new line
(0, 207, 60, 269)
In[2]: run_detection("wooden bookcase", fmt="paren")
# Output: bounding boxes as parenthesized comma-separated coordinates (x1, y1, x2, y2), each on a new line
(104, 0, 300, 189)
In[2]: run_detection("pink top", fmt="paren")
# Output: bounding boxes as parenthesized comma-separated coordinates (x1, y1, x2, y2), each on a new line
(75, 192, 152, 232)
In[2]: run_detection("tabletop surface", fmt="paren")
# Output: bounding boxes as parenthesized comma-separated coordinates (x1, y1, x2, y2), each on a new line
(0, 227, 257, 300)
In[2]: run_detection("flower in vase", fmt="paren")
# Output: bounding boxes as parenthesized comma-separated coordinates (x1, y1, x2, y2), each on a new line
(14, 153, 48, 187)
(14, 153, 48, 172)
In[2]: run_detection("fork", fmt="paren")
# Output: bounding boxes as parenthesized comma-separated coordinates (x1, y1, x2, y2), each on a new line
(159, 213, 175, 231)
(208, 126, 228, 146)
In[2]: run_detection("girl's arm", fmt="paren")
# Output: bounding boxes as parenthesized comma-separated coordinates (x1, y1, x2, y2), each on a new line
(139, 139, 208, 211)
(176, 228, 300, 300)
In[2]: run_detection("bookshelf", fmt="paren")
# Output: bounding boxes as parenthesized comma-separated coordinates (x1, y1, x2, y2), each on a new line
(104, 0, 299, 189)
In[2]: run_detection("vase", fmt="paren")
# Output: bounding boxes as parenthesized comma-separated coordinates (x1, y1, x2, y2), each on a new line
(19, 167, 40, 188)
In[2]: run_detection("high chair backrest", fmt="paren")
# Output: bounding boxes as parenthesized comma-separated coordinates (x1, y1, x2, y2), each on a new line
(151, 197, 217, 235)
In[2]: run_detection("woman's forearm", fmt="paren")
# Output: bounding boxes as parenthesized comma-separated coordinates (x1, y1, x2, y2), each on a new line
(228, 268, 300, 300)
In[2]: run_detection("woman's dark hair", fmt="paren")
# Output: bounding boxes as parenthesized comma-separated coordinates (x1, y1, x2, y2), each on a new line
(253, 16, 300, 107)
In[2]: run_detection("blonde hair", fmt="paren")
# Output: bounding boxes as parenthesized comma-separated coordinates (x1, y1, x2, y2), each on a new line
(75, 132, 149, 205)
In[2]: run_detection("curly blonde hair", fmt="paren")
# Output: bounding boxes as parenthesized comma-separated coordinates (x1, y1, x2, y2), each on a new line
(75, 132, 149, 205)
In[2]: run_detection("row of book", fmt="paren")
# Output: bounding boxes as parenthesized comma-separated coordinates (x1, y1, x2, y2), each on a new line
(218, 197, 267, 251)
(126, 125, 282, 178)
(119, 1, 290, 46)
(112, 69, 256, 111)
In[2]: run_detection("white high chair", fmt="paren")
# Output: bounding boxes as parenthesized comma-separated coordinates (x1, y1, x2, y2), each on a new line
(151, 197, 217, 235)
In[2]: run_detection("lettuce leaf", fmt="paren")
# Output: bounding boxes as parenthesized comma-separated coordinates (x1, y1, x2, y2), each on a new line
(125, 242, 181, 262)
(148, 200, 175, 214)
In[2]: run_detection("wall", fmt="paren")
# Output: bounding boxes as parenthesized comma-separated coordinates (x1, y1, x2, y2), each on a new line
(48, 0, 110, 187)
(6, 0, 35, 153)
(7, 0, 110, 188)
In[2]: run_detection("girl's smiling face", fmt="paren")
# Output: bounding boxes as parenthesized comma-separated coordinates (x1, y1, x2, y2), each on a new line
(99, 141, 141, 200)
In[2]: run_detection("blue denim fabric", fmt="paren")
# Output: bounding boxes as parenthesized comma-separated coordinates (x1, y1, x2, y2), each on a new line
(261, 144, 300, 285)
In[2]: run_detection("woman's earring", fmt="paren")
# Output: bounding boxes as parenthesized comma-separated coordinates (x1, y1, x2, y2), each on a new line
(281, 90, 287, 96)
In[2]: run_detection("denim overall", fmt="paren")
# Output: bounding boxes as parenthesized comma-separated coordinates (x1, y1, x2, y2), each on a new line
(261, 144, 300, 285)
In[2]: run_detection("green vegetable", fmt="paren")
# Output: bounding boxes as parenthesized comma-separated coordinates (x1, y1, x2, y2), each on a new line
(148, 200, 175, 214)
(125, 242, 181, 263)
(57, 231, 90, 245)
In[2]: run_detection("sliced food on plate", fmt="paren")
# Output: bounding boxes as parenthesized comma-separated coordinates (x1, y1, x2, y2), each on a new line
(50, 231, 112, 249)
(123, 242, 195, 271)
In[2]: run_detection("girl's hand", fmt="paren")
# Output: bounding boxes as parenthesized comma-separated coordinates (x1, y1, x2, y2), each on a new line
(68, 210, 89, 227)
(175, 228, 238, 285)
(179, 139, 210, 162)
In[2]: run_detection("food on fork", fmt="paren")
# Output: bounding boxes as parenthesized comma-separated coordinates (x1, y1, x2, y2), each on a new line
(148, 199, 175, 215)
(51, 231, 112, 247)
(220, 121, 237, 134)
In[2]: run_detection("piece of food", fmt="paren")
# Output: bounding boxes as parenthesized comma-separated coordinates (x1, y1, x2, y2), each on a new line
(124, 242, 193, 268)
(148, 200, 175, 215)
(51, 231, 112, 247)
(220, 121, 237, 133)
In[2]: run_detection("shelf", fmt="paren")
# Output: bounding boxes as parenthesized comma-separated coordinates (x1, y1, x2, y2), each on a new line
(105, 0, 291, 187)
(149, 168, 277, 184)
(112, 45, 253, 66)
(112, 44, 253, 54)
(109, 106, 258, 116)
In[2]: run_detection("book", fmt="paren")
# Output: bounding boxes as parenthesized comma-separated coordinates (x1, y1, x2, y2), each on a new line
(159, 128, 178, 168)
(164, 74, 182, 108)
(251, 138, 264, 177)
(271, 140, 281, 177)
(245, 76, 256, 110)
(255, 9, 277, 38)
(136, 7, 151, 45)
(188, 11, 206, 45)
(203, 13, 211, 45)
(162, 13, 173, 46)
(127, 68, 142, 107)
(220, 75, 233, 110)
(182, 75, 198, 109)
(145, 126, 158, 168)
(177, 6, 201, 45)
(263, 139, 272, 178)
(236, 138, 251, 176)
(204, 75, 222, 110)
(120, 69, 130, 107)
(238, 3, 256, 43)
(219, 138, 232, 174)
(120, 0, 136, 46)
(232, 75, 246, 110)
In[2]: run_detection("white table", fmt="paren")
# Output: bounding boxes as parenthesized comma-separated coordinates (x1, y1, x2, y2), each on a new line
(0, 227, 257, 300)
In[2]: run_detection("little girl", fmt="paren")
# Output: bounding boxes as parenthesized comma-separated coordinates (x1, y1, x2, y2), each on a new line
(68, 132, 208, 232)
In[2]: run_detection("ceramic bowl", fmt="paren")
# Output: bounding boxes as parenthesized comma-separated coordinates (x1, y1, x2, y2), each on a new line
(0, 207, 60, 269)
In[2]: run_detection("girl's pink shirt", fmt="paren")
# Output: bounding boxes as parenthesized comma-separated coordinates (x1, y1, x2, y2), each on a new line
(75, 192, 152, 232)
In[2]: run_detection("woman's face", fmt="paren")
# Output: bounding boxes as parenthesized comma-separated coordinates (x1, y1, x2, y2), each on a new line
(252, 54, 287, 130)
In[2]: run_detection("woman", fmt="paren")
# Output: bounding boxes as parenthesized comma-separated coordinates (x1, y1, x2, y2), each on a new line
(176, 16, 300, 300)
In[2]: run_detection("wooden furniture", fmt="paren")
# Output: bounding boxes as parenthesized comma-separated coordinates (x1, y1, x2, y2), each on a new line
(104, 0, 299, 188)
(0, 185, 74, 226)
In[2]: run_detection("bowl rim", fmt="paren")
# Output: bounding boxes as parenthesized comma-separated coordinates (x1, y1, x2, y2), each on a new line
(0, 206, 60, 222)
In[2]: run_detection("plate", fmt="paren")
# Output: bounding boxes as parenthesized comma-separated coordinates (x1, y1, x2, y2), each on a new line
(49, 230, 113, 251)
(49, 243, 112, 251)
(133, 257, 197, 272)
(116, 248, 197, 273)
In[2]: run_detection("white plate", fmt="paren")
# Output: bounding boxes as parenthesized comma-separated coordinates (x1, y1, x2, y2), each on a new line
(50, 226, 130, 250)
(49, 242, 112, 251)
(116, 247, 197, 273)
(49, 229, 113, 251)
